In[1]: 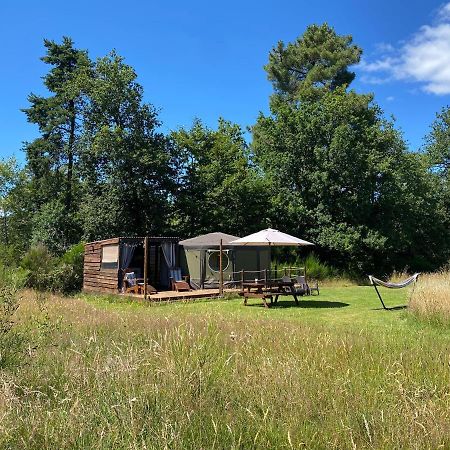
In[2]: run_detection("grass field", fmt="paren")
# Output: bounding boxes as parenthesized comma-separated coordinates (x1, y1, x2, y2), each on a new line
(1, 285, 450, 449)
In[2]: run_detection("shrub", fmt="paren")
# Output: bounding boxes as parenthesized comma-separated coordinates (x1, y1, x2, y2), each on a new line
(0, 263, 27, 368)
(51, 243, 84, 294)
(0, 244, 21, 268)
(274, 252, 340, 280)
(303, 253, 338, 280)
(20, 243, 85, 294)
(20, 244, 55, 290)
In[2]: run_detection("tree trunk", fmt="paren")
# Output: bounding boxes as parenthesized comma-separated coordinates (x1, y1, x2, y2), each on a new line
(66, 100, 76, 210)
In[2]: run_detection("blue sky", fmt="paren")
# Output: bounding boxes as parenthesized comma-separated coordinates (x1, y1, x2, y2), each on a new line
(1, 0, 449, 163)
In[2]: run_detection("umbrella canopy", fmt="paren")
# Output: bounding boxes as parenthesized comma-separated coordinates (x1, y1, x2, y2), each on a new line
(230, 228, 314, 246)
(179, 232, 240, 249)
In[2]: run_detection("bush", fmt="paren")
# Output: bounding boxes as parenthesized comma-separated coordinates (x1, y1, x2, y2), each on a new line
(0, 263, 27, 368)
(20, 244, 55, 290)
(20, 243, 85, 295)
(303, 253, 338, 280)
(53, 243, 85, 294)
(0, 244, 21, 268)
(274, 252, 340, 280)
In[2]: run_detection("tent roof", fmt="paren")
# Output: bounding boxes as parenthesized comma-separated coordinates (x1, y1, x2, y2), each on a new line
(230, 228, 314, 246)
(179, 232, 240, 249)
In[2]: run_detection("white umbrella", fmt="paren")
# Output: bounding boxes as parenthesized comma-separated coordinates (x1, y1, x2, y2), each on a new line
(230, 228, 314, 246)
(230, 228, 314, 280)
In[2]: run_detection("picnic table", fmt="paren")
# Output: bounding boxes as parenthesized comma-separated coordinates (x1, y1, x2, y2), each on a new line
(240, 281, 273, 308)
(240, 279, 300, 308)
(269, 279, 300, 306)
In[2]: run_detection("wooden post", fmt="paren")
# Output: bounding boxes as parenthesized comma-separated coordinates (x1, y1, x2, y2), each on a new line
(219, 239, 223, 296)
(144, 236, 148, 300)
(264, 269, 267, 287)
(240, 269, 244, 290)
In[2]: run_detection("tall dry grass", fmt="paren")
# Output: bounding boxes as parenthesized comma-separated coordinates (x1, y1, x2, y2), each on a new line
(409, 271, 450, 322)
(1, 290, 450, 448)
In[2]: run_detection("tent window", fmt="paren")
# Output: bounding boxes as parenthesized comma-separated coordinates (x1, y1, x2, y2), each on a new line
(101, 244, 119, 269)
(207, 251, 229, 272)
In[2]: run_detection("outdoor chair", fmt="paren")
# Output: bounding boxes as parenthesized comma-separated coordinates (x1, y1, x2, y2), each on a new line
(169, 268, 191, 292)
(123, 269, 157, 295)
(123, 271, 140, 294)
(294, 275, 309, 296)
(308, 279, 320, 295)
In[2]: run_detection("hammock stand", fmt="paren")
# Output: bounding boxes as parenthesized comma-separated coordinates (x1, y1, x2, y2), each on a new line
(368, 273, 420, 310)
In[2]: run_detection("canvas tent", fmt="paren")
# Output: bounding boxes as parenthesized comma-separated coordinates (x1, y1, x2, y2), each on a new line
(179, 232, 271, 289)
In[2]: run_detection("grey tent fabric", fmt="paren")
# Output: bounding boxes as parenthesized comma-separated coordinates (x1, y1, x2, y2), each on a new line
(368, 273, 420, 289)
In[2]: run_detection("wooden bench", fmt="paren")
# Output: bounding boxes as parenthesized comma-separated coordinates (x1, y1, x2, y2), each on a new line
(239, 290, 274, 308)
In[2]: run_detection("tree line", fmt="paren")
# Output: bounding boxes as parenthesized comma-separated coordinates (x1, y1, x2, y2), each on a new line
(1, 24, 449, 276)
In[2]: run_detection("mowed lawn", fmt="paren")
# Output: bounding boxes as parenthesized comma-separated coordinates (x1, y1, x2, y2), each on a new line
(2, 286, 450, 449)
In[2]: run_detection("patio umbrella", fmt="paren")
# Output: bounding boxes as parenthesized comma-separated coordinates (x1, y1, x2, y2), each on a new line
(230, 228, 314, 247)
(230, 228, 314, 278)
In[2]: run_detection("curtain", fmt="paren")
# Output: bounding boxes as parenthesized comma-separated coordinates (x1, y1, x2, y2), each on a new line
(161, 242, 176, 269)
(160, 242, 176, 288)
(120, 243, 137, 271)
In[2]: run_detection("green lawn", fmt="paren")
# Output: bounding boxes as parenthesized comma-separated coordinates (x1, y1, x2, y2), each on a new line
(2, 286, 450, 449)
(86, 284, 436, 334)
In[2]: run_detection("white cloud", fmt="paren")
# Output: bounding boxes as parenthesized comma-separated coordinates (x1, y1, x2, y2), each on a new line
(359, 56, 396, 73)
(386, 96, 395, 102)
(374, 42, 395, 54)
(359, 2, 450, 95)
(438, 2, 450, 21)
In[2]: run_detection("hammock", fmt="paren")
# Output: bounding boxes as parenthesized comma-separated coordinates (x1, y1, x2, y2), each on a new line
(369, 273, 420, 289)
(368, 273, 420, 310)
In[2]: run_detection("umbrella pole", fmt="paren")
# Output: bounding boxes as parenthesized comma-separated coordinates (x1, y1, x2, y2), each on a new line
(219, 239, 223, 297)
(269, 242, 272, 281)
(144, 236, 148, 300)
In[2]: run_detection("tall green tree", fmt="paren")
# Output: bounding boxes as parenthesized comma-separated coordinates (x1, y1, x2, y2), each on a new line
(171, 119, 269, 237)
(23, 37, 92, 252)
(23, 37, 91, 209)
(79, 52, 173, 240)
(265, 23, 362, 101)
(425, 106, 450, 178)
(423, 106, 450, 257)
(254, 26, 448, 274)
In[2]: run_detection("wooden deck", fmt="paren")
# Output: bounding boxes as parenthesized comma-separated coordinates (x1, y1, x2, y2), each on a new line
(123, 288, 239, 302)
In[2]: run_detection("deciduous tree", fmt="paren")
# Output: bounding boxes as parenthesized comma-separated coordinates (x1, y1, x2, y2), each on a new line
(171, 119, 269, 237)
(79, 52, 173, 240)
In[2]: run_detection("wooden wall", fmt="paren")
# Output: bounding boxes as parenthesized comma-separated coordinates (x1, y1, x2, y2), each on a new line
(83, 238, 120, 294)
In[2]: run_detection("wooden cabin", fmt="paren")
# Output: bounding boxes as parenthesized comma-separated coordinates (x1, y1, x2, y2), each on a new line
(83, 236, 179, 294)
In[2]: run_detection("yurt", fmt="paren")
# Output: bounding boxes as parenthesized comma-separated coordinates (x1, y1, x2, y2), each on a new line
(179, 232, 270, 289)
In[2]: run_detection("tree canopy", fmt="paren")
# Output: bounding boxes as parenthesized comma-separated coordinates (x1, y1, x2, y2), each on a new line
(170, 119, 269, 237)
(2, 30, 449, 276)
(265, 23, 362, 101)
